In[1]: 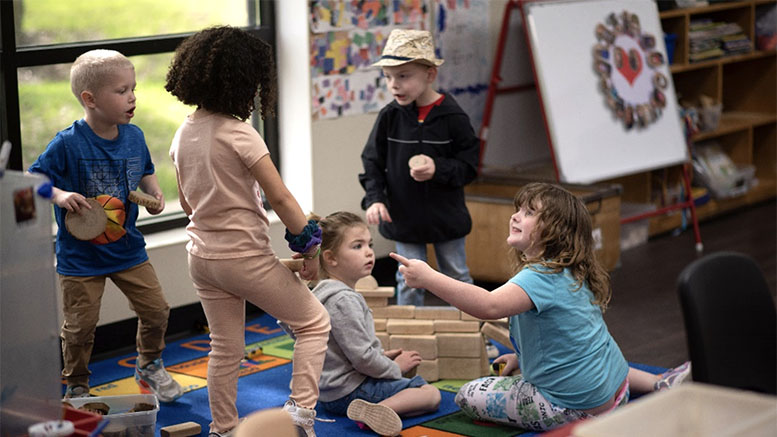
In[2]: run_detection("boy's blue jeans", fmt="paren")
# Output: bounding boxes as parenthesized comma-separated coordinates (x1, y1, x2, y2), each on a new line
(395, 237, 473, 306)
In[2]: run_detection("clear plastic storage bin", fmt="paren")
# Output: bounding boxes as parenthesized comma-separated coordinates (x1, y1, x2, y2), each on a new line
(65, 394, 158, 437)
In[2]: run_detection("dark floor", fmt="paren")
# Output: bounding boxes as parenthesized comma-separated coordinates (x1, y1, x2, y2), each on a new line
(380, 199, 776, 370)
(605, 199, 776, 369)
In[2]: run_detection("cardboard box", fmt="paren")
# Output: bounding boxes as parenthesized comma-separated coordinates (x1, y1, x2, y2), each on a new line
(464, 177, 621, 281)
(66, 394, 159, 437)
(573, 383, 777, 437)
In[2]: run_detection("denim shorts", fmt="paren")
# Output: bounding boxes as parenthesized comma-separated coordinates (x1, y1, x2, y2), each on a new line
(320, 375, 428, 416)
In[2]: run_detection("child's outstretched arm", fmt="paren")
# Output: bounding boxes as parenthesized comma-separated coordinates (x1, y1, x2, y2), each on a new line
(250, 155, 319, 280)
(390, 252, 534, 319)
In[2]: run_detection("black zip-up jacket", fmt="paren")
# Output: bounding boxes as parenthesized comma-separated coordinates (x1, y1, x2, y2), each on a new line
(359, 93, 479, 244)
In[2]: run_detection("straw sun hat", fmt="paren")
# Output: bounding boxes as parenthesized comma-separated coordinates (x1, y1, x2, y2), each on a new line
(372, 29, 444, 68)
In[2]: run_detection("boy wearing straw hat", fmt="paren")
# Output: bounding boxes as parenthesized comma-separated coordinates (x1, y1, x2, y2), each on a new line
(359, 29, 479, 307)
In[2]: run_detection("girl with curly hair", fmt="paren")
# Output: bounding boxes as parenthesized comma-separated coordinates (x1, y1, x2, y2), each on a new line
(391, 182, 690, 432)
(167, 26, 330, 437)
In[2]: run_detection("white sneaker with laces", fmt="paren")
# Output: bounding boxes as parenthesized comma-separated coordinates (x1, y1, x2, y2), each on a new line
(282, 400, 333, 437)
(135, 358, 184, 403)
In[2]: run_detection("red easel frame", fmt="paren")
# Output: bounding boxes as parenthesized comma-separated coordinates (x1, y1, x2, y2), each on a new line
(478, 0, 703, 252)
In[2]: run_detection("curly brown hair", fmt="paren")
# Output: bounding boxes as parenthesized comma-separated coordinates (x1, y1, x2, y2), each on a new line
(511, 182, 612, 311)
(165, 26, 277, 120)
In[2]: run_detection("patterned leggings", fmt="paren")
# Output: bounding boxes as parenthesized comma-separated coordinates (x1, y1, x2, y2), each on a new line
(454, 376, 630, 432)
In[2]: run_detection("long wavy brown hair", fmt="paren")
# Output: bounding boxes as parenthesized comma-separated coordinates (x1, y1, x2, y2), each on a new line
(511, 182, 612, 311)
(165, 26, 277, 121)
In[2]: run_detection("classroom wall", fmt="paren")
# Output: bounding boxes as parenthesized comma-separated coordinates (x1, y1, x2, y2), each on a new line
(92, 0, 510, 326)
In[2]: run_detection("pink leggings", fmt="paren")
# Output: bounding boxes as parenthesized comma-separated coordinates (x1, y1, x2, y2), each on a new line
(188, 254, 330, 433)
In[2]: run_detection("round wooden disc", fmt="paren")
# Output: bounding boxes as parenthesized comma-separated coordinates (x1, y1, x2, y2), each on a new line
(408, 154, 427, 169)
(65, 198, 107, 241)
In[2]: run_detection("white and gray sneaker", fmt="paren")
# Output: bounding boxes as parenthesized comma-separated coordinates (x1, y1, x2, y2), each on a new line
(346, 399, 402, 436)
(282, 400, 334, 437)
(135, 358, 184, 403)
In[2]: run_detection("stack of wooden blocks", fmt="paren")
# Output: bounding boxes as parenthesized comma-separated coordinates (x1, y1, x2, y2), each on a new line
(355, 276, 512, 382)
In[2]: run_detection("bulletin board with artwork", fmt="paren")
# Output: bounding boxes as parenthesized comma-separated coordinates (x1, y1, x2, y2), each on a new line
(310, 0, 490, 128)
(521, 0, 688, 184)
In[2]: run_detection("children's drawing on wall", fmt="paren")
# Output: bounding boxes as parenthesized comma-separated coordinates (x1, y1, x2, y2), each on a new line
(311, 28, 392, 76)
(312, 71, 392, 118)
(310, 0, 430, 120)
(433, 0, 490, 131)
(310, 0, 390, 33)
(593, 10, 668, 130)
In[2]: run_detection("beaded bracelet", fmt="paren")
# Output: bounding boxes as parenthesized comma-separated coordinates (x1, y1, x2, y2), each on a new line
(284, 219, 322, 253)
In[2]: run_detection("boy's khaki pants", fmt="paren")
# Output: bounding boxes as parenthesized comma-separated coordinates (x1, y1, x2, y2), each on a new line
(59, 260, 170, 388)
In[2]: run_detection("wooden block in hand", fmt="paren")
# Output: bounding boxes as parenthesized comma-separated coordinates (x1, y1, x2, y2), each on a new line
(128, 190, 162, 210)
(408, 154, 427, 169)
(160, 422, 201, 437)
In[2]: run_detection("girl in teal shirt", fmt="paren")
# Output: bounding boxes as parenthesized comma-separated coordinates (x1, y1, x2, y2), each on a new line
(392, 182, 690, 432)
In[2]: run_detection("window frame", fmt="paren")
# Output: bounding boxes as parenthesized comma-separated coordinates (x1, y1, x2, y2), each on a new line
(0, 0, 279, 233)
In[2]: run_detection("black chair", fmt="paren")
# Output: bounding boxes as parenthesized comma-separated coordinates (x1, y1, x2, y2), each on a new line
(677, 251, 777, 394)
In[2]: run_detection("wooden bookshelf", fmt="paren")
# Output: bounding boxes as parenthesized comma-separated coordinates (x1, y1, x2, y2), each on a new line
(607, 0, 776, 237)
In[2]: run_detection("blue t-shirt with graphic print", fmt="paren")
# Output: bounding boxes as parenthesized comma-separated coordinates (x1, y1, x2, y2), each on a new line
(509, 265, 629, 410)
(29, 119, 154, 276)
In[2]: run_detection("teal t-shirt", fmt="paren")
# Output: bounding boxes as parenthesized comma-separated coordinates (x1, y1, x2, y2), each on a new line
(509, 266, 628, 410)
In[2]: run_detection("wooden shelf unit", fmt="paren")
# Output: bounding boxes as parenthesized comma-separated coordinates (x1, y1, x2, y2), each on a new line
(607, 0, 776, 237)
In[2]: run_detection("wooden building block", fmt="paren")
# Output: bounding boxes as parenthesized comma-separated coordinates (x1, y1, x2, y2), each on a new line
(490, 317, 509, 328)
(386, 319, 434, 335)
(417, 359, 439, 382)
(355, 275, 378, 290)
(372, 305, 415, 319)
(364, 297, 388, 307)
(481, 322, 514, 350)
(434, 319, 480, 333)
(460, 311, 480, 321)
(413, 306, 461, 320)
(160, 422, 201, 437)
(356, 286, 395, 298)
(373, 318, 387, 332)
(460, 312, 509, 324)
(437, 333, 484, 358)
(438, 357, 485, 380)
(480, 336, 491, 376)
(389, 334, 437, 359)
(376, 332, 390, 350)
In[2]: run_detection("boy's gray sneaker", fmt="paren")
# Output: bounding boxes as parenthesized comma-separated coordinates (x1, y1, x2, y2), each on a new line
(135, 358, 184, 402)
(63, 385, 92, 399)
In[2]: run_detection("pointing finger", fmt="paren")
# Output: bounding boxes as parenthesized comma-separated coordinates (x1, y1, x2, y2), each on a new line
(389, 252, 409, 266)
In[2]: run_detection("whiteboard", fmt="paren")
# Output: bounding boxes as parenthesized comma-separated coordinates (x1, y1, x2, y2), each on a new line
(523, 0, 687, 184)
